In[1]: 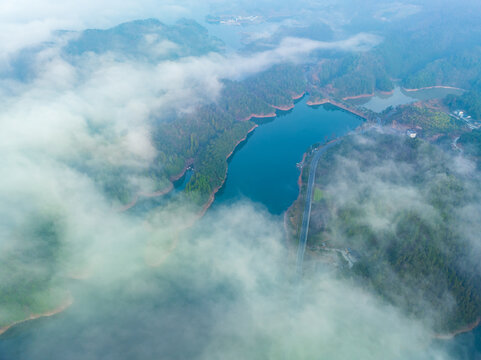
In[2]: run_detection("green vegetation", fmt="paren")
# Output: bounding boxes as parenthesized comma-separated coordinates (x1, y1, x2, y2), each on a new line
(68, 59, 305, 207)
(218, 80, 274, 120)
(243, 64, 306, 107)
(458, 129, 481, 162)
(59, 16, 481, 209)
(291, 132, 481, 332)
(0, 213, 67, 328)
(385, 104, 464, 137)
(153, 64, 306, 207)
(185, 121, 255, 204)
(446, 90, 481, 120)
(403, 48, 481, 91)
(64, 18, 224, 61)
(313, 188, 323, 202)
(307, 53, 393, 99)
(305, 10, 481, 101)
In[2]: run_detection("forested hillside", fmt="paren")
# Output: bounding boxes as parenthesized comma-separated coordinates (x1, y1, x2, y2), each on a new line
(64, 18, 225, 60)
(458, 129, 481, 163)
(307, 53, 393, 100)
(44, 14, 481, 210)
(288, 132, 481, 332)
(154, 64, 306, 206)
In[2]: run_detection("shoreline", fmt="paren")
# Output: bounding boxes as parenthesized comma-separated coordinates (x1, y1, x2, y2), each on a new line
(242, 111, 276, 122)
(144, 135, 253, 267)
(266, 92, 307, 112)
(283, 151, 308, 242)
(306, 98, 368, 120)
(138, 185, 175, 198)
(434, 318, 481, 340)
(199, 92, 307, 216)
(342, 93, 374, 101)
(272, 104, 294, 111)
(292, 92, 306, 100)
(169, 158, 195, 182)
(119, 159, 195, 212)
(0, 295, 73, 336)
(124, 94, 306, 217)
(118, 182, 174, 212)
(379, 90, 394, 96)
(198, 124, 259, 218)
(402, 85, 464, 92)
(286, 129, 481, 343)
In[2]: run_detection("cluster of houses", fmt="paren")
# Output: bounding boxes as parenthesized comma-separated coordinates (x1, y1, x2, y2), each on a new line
(313, 243, 361, 270)
(453, 109, 481, 129)
(454, 110, 471, 119)
(206, 15, 263, 26)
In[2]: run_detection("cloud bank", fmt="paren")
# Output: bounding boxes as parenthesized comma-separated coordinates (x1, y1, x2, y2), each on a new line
(1, 203, 449, 359)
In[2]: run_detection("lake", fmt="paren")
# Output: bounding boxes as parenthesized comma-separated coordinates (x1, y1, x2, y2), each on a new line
(0, 96, 479, 359)
(0, 97, 363, 359)
(347, 86, 464, 113)
(211, 97, 363, 215)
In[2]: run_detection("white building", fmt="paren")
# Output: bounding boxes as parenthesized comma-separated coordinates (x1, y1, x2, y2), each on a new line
(406, 129, 417, 138)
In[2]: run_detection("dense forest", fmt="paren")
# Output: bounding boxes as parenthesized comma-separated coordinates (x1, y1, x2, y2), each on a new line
(6, 2, 481, 350)
(458, 129, 481, 164)
(41, 20, 311, 208)
(445, 90, 481, 121)
(43, 15, 481, 211)
(288, 132, 481, 332)
(153, 63, 306, 206)
(304, 10, 481, 108)
(306, 53, 393, 100)
(63, 18, 225, 61)
(401, 47, 481, 90)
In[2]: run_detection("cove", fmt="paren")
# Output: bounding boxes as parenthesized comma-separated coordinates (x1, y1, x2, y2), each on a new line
(210, 96, 363, 215)
(0, 97, 363, 359)
(347, 86, 464, 113)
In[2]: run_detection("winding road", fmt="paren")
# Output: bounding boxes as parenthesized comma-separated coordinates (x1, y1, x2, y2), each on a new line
(296, 140, 340, 275)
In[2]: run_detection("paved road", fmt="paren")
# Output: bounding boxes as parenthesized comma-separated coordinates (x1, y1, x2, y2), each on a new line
(296, 140, 339, 275)
(294, 124, 405, 275)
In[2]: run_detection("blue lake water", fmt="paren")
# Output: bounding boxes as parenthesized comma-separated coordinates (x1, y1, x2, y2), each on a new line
(0, 97, 362, 359)
(211, 97, 363, 215)
(0, 96, 479, 358)
(436, 325, 481, 359)
(348, 86, 464, 113)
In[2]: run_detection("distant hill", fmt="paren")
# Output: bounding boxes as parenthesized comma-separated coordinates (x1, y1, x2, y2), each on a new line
(63, 18, 225, 61)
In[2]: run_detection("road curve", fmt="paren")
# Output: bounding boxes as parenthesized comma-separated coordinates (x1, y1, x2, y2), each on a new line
(296, 140, 339, 275)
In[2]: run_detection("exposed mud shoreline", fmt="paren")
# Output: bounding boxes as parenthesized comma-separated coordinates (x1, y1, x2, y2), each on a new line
(169, 159, 195, 181)
(119, 159, 195, 212)
(434, 318, 481, 340)
(119, 183, 174, 212)
(242, 112, 276, 121)
(342, 93, 374, 100)
(403, 85, 464, 92)
(306, 98, 368, 120)
(199, 92, 307, 216)
(0, 295, 73, 336)
(198, 124, 259, 217)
